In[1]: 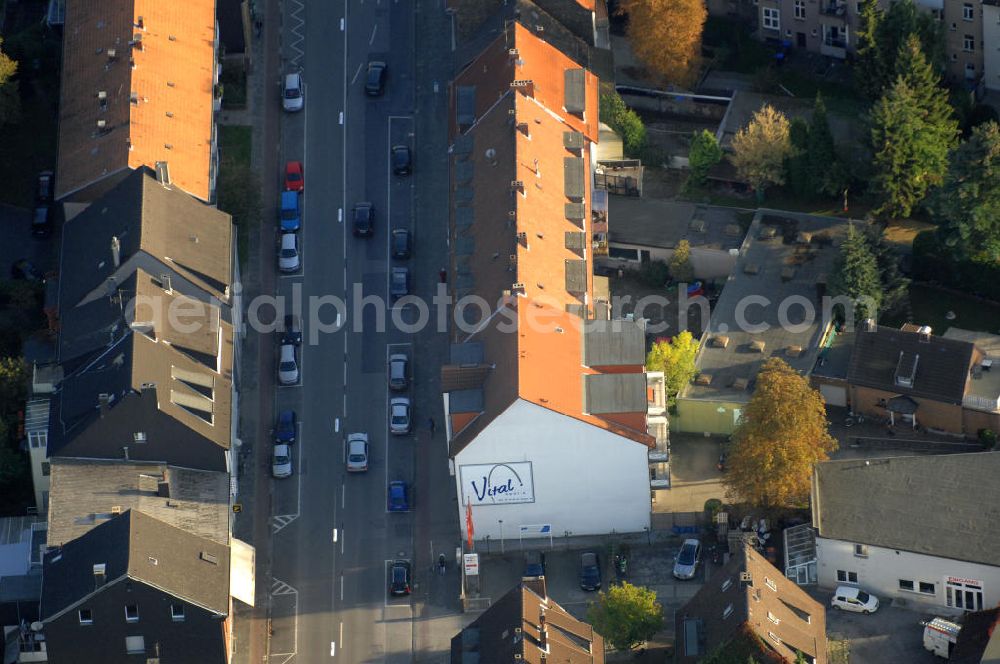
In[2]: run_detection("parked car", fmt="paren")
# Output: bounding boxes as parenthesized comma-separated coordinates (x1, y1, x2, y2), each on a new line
(391, 145, 411, 175)
(346, 432, 370, 472)
(390, 267, 409, 299)
(523, 551, 546, 578)
(278, 343, 299, 385)
(353, 202, 374, 237)
(272, 444, 293, 478)
(32, 205, 52, 237)
(673, 539, 702, 580)
(388, 353, 408, 391)
(36, 170, 54, 203)
(284, 160, 304, 191)
(281, 314, 302, 346)
(280, 190, 301, 231)
(283, 72, 304, 112)
(278, 232, 300, 272)
(831, 586, 879, 614)
(387, 481, 409, 511)
(579, 552, 601, 591)
(391, 228, 411, 259)
(389, 397, 411, 435)
(275, 410, 297, 444)
(365, 61, 386, 96)
(389, 560, 411, 595)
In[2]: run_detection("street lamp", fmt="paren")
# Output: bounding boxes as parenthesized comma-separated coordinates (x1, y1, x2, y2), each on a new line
(498, 520, 505, 554)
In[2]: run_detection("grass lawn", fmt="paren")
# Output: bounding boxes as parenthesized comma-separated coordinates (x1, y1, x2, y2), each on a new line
(216, 125, 258, 270)
(220, 61, 247, 110)
(883, 284, 1000, 334)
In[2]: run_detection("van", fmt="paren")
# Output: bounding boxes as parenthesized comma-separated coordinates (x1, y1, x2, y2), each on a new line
(922, 617, 960, 658)
(280, 190, 300, 231)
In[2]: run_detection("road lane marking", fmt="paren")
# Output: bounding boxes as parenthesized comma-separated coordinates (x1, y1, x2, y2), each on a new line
(340, 574, 344, 600)
(333, 528, 338, 542)
(335, 417, 340, 432)
(339, 111, 344, 125)
(341, 484, 346, 508)
(338, 207, 343, 223)
(369, 23, 377, 45)
(331, 641, 336, 656)
(340, 16, 344, 30)
(351, 62, 364, 85)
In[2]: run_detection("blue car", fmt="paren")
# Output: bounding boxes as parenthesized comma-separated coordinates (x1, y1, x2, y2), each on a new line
(275, 410, 296, 444)
(387, 481, 409, 512)
(280, 190, 301, 231)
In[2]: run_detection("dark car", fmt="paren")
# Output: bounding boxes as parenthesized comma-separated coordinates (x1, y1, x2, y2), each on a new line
(390, 267, 409, 299)
(353, 202, 374, 237)
(36, 171, 54, 203)
(365, 61, 386, 96)
(579, 552, 601, 591)
(391, 228, 411, 259)
(523, 551, 546, 578)
(389, 560, 411, 595)
(32, 206, 52, 237)
(281, 314, 301, 346)
(387, 481, 409, 512)
(391, 145, 411, 176)
(275, 410, 297, 444)
(11, 259, 44, 282)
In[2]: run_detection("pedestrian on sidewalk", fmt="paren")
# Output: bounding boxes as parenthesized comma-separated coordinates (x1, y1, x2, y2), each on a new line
(428, 417, 436, 435)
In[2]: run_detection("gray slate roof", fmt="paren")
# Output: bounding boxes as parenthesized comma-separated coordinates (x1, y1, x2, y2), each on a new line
(813, 453, 1000, 566)
(42, 510, 229, 621)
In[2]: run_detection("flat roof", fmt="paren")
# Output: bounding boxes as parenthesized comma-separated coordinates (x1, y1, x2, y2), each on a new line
(607, 197, 745, 252)
(944, 327, 1000, 406)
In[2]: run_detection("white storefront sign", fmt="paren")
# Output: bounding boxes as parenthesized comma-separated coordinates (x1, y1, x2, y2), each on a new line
(459, 462, 535, 505)
(464, 554, 480, 576)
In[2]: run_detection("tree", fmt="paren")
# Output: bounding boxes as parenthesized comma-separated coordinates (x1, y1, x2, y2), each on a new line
(806, 95, 843, 196)
(0, 38, 19, 127)
(863, 224, 910, 317)
(857, 0, 944, 98)
(668, 239, 695, 283)
(688, 130, 722, 186)
(724, 358, 837, 507)
(729, 105, 792, 198)
(621, 0, 707, 87)
(933, 121, 1000, 263)
(784, 117, 811, 197)
(0, 357, 26, 417)
(587, 582, 663, 652)
(829, 223, 883, 321)
(854, 0, 886, 99)
(600, 92, 647, 158)
(645, 331, 699, 406)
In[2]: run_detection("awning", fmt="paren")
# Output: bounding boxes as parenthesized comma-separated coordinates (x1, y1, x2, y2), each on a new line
(230, 538, 256, 606)
(886, 395, 918, 415)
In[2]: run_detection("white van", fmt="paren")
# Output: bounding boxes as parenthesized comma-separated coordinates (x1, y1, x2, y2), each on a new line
(922, 617, 960, 658)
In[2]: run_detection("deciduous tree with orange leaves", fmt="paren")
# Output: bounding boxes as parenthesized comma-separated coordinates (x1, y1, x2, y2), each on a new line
(621, 0, 707, 87)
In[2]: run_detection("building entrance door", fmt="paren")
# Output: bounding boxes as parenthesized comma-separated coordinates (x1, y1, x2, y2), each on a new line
(946, 577, 984, 612)
(797, 32, 806, 48)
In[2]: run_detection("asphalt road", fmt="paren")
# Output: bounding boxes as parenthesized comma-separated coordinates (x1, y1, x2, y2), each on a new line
(265, 1, 458, 662)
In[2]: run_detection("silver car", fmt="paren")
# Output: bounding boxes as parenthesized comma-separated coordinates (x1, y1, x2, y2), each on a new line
(388, 353, 408, 391)
(282, 72, 304, 112)
(272, 444, 292, 478)
(278, 343, 299, 385)
(673, 539, 702, 580)
(389, 397, 411, 435)
(346, 433, 369, 472)
(278, 232, 300, 273)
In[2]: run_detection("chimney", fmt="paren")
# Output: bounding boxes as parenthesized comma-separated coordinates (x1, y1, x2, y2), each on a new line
(93, 563, 106, 588)
(157, 479, 170, 498)
(154, 161, 171, 185)
(98, 393, 110, 416)
(159, 273, 172, 293)
(123, 446, 129, 461)
(111, 236, 121, 267)
(918, 325, 932, 342)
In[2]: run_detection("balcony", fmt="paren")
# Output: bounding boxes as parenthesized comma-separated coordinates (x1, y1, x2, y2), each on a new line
(821, 37, 848, 58)
(819, 1, 847, 18)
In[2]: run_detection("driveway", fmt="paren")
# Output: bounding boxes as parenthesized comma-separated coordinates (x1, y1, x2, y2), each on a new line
(653, 434, 727, 522)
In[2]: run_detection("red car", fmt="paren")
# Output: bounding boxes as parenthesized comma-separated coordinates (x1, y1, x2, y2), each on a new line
(284, 161, 304, 191)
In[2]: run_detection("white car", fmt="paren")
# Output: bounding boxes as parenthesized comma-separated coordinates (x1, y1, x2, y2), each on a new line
(831, 585, 879, 614)
(282, 72, 304, 112)
(272, 444, 292, 478)
(279, 232, 300, 273)
(346, 433, 369, 472)
(278, 343, 299, 385)
(389, 397, 411, 435)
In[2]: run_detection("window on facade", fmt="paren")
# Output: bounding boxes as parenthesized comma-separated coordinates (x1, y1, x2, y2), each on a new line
(856, 2, 862, 13)
(964, 3, 974, 20)
(794, 0, 806, 19)
(767, 611, 780, 624)
(125, 604, 139, 623)
(854, 544, 868, 558)
(171, 604, 185, 621)
(899, 579, 915, 591)
(765, 577, 778, 592)
(78, 609, 93, 625)
(837, 570, 858, 583)
(951, 22, 958, 30)
(723, 604, 734, 619)
(965, 34, 975, 51)
(763, 7, 780, 30)
(919, 582, 936, 594)
(125, 636, 145, 654)
(41, 462, 50, 477)
(608, 246, 639, 261)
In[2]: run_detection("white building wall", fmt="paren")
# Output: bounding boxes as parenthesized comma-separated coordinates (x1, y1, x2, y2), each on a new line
(817, 537, 1000, 616)
(454, 399, 651, 542)
(984, 4, 1000, 92)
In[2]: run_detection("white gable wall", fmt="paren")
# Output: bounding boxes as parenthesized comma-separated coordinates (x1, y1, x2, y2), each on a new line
(454, 399, 651, 541)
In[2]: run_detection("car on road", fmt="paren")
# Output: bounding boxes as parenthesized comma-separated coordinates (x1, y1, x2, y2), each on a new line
(272, 444, 293, 478)
(388, 353, 408, 391)
(673, 538, 702, 580)
(390, 267, 409, 299)
(282, 72, 304, 112)
(579, 552, 601, 591)
(36, 170, 54, 203)
(365, 61, 386, 96)
(281, 314, 301, 346)
(353, 202, 374, 237)
(387, 481, 409, 511)
(391, 228, 411, 259)
(278, 343, 299, 385)
(284, 160, 304, 191)
(10, 259, 44, 282)
(389, 397, 411, 435)
(523, 551, 546, 578)
(391, 145, 411, 175)
(389, 560, 411, 595)
(346, 432, 370, 472)
(32, 205, 52, 237)
(280, 190, 301, 231)
(275, 410, 297, 444)
(278, 232, 300, 272)
(831, 586, 880, 614)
